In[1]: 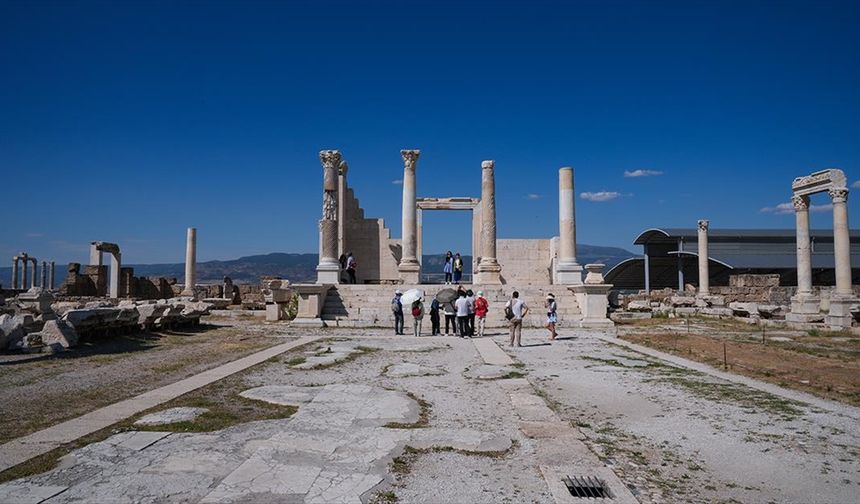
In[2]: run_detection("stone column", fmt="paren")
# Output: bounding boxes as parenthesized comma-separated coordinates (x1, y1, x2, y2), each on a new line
(556, 167, 583, 284)
(40, 261, 47, 289)
(831, 188, 852, 296)
(11, 257, 18, 289)
(89, 244, 103, 266)
(697, 220, 710, 295)
(476, 160, 501, 284)
(182, 227, 197, 296)
(21, 254, 28, 291)
(317, 150, 342, 284)
(29, 259, 37, 289)
(398, 149, 421, 283)
(789, 194, 819, 318)
(109, 252, 121, 298)
(49, 261, 55, 290)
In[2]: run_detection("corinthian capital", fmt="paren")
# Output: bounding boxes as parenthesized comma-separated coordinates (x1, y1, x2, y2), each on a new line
(481, 160, 495, 170)
(319, 150, 343, 171)
(791, 194, 809, 211)
(401, 149, 421, 171)
(829, 187, 849, 204)
(697, 220, 709, 232)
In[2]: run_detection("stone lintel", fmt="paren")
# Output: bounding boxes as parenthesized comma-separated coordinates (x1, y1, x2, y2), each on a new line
(792, 168, 847, 197)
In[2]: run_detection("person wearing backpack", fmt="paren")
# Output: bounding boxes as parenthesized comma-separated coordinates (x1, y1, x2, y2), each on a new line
(429, 295, 441, 335)
(443, 299, 457, 335)
(465, 289, 476, 336)
(504, 291, 529, 347)
(391, 290, 404, 335)
(474, 290, 489, 337)
(411, 297, 425, 337)
(346, 252, 357, 284)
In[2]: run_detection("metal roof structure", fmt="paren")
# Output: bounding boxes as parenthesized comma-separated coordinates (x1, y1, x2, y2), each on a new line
(606, 228, 860, 291)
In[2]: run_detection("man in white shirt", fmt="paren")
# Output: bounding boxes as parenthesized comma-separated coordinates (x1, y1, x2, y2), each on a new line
(505, 291, 529, 347)
(455, 291, 470, 338)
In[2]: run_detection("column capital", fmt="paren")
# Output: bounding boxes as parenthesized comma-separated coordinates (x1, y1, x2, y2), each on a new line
(481, 160, 494, 170)
(829, 187, 849, 204)
(697, 219, 709, 231)
(791, 194, 810, 211)
(400, 149, 421, 171)
(319, 150, 342, 171)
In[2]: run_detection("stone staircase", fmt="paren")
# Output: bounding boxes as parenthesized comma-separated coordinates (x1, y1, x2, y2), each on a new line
(322, 284, 581, 329)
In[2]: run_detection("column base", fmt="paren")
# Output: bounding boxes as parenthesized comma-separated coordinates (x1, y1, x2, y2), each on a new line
(475, 259, 502, 285)
(827, 295, 858, 330)
(316, 262, 340, 284)
(556, 263, 583, 285)
(398, 261, 420, 284)
(790, 293, 821, 315)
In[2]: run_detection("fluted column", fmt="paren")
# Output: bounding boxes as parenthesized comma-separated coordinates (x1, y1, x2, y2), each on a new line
(697, 220, 710, 295)
(11, 257, 19, 289)
(831, 188, 852, 296)
(29, 258, 37, 289)
(556, 167, 583, 285)
(40, 261, 47, 289)
(182, 227, 197, 296)
(317, 150, 342, 284)
(476, 160, 501, 284)
(49, 261, 55, 290)
(21, 254, 29, 291)
(398, 149, 421, 283)
(789, 194, 819, 317)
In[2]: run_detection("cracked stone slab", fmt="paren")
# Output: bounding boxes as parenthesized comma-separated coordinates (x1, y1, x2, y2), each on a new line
(0, 483, 67, 504)
(134, 407, 209, 426)
(104, 431, 172, 451)
(383, 362, 445, 378)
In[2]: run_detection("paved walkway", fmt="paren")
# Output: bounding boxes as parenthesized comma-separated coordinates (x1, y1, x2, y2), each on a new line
(0, 336, 321, 473)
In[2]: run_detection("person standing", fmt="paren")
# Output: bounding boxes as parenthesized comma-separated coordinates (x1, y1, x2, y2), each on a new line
(430, 295, 441, 335)
(411, 297, 425, 337)
(455, 290, 470, 338)
(443, 251, 454, 284)
(346, 252, 357, 284)
(444, 299, 457, 335)
(474, 290, 489, 337)
(391, 290, 404, 335)
(505, 291, 529, 347)
(466, 289, 476, 336)
(545, 293, 558, 340)
(453, 253, 464, 284)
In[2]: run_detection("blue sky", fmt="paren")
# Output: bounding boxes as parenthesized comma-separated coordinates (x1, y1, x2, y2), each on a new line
(2, 0, 859, 265)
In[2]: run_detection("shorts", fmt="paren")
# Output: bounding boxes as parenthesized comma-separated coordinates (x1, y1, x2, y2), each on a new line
(546, 313, 558, 324)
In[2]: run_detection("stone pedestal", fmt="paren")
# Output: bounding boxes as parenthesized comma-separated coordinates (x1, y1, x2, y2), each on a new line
(826, 295, 856, 330)
(291, 284, 332, 327)
(475, 160, 501, 284)
(262, 279, 293, 322)
(556, 167, 583, 285)
(571, 264, 615, 329)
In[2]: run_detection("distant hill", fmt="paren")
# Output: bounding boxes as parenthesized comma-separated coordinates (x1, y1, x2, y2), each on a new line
(0, 245, 636, 287)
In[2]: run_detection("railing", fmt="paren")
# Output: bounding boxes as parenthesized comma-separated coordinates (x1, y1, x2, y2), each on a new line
(420, 272, 473, 284)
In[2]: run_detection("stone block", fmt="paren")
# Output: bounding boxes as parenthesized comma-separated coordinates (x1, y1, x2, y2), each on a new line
(39, 319, 79, 348)
(668, 295, 696, 307)
(729, 302, 758, 317)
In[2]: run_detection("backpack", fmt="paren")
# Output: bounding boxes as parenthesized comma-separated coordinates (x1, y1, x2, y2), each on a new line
(504, 302, 515, 320)
(412, 306, 421, 317)
(391, 298, 401, 313)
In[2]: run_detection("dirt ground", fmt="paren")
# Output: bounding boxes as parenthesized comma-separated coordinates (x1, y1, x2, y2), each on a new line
(617, 317, 860, 406)
(0, 317, 291, 444)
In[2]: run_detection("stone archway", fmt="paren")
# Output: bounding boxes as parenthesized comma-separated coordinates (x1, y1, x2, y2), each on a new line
(415, 197, 482, 283)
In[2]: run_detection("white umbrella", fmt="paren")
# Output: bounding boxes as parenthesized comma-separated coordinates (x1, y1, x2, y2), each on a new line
(400, 289, 424, 305)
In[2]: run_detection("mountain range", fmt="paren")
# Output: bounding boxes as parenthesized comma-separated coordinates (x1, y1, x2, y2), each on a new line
(1, 244, 636, 287)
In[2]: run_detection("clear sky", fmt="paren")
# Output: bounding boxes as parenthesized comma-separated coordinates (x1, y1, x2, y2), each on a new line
(2, 0, 859, 265)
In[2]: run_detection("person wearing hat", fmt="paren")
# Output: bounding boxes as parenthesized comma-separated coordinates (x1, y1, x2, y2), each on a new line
(474, 290, 489, 337)
(391, 290, 404, 335)
(545, 293, 558, 340)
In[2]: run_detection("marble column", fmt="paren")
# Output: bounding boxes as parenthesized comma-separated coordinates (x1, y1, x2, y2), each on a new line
(830, 188, 852, 296)
(182, 227, 197, 296)
(476, 160, 501, 284)
(21, 255, 29, 291)
(317, 150, 342, 284)
(11, 257, 19, 289)
(398, 149, 421, 283)
(697, 220, 710, 295)
(109, 252, 121, 298)
(789, 194, 819, 316)
(40, 261, 47, 289)
(556, 167, 583, 285)
(49, 261, 55, 290)
(29, 258, 37, 289)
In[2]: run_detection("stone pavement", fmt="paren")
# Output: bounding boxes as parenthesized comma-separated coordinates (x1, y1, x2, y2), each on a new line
(0, 336, 321, 474)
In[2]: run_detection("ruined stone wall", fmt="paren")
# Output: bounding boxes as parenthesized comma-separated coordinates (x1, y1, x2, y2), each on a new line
(341, 186, 400, 283)
(497, 239, 553, 285)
